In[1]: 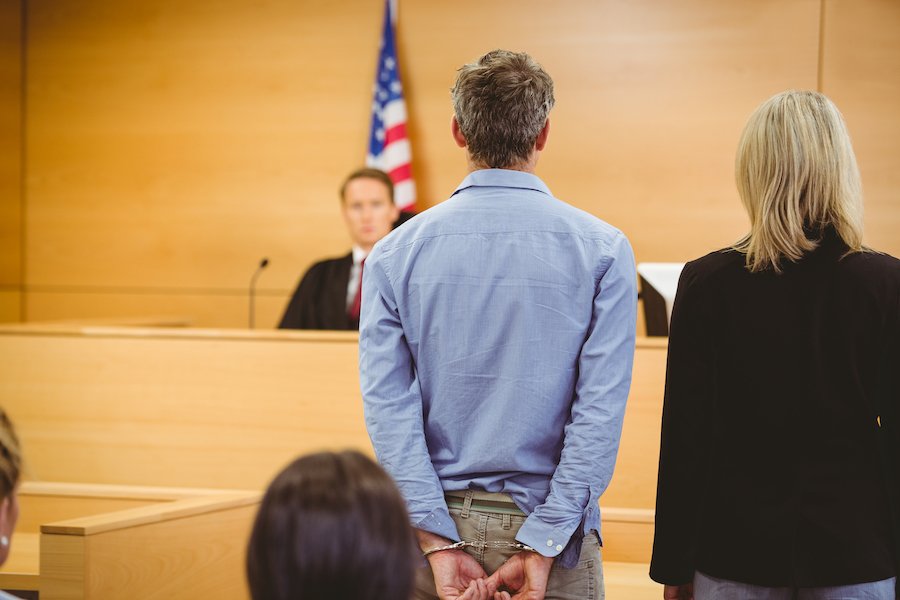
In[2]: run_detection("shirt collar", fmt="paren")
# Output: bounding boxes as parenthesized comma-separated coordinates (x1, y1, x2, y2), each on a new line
(351, 246, 367, 265)
(451, 168, 553, 198)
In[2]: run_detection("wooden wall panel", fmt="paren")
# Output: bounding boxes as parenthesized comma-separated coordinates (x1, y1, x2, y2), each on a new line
(26, 0, 382, 293)
(1, 0, 22, 298)
(0, 327, 663, 507)
(602, 342, 667, 508)
(402, 0, 821, 263)
(22, 0, 900, 327)
(25, 290, 289, 329)
(0, 328, 366, 490)
(821, 0, 900, 256)
(0, 290, 22, 324)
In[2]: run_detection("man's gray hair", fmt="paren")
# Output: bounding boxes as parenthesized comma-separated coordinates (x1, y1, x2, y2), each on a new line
(451, 50, 555, 169)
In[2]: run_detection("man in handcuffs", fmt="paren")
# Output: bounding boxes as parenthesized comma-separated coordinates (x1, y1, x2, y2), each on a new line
(359, 49, 637, 600)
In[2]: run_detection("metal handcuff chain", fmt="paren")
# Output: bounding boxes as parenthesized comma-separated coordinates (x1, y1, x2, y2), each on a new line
(423, 540, 536, 557)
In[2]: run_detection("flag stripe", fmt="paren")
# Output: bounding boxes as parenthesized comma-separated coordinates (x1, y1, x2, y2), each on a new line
(383, 99, 407, 128)
(384, 123, 407, 146)
(367, 0, 416, 211)
(381, 139, 412, 173)
(388, 163, 412, 183)
(394, 180, 416, 208)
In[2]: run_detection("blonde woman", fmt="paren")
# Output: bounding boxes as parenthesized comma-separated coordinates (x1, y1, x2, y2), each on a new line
(650, 91, 899, 599)
(0, 409, 22, 600)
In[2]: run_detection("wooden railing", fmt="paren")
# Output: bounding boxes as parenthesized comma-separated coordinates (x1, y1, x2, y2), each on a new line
(0, 324, 666, 594)
(1, 481, 260, 600)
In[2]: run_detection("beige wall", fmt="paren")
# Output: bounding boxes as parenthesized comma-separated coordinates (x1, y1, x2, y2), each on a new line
(0, 0, 22, 323)
(19, 0, 900, 327)
(821, 0, 900, 252)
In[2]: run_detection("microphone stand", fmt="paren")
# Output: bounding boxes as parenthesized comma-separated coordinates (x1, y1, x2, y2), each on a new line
(249, 258, 269, 329)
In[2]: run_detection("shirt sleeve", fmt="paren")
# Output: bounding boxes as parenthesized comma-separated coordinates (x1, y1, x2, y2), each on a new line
(358, 247, 460, 542)
(648, 261, 713, 585)
(515, 231, 638, 562)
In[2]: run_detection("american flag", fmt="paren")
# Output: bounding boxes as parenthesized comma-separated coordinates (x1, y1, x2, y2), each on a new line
(367, 0, 416, 211)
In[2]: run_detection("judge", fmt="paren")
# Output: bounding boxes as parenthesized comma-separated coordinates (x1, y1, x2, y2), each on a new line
(279, 168, 400, 330)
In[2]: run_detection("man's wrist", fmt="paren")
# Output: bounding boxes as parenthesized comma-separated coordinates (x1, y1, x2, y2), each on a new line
(527, 552, 555, 566)
(415, 528, 454, 553)
(422, 540, 467, 557)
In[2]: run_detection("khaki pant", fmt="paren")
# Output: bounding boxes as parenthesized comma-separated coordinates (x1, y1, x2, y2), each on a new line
(415, 490, 604, 600)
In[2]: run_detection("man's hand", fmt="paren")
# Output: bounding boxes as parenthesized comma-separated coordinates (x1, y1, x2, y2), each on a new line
(485, 550, 554, 600)
(418, 529, 494, 600)
(428, 549, 494, 600)
(663, 584, 693, 600)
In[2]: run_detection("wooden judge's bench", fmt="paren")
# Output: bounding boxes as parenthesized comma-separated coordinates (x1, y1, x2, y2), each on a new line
(0, 323, 666, 599)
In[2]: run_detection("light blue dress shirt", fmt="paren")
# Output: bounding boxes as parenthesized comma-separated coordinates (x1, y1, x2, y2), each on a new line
(359, 169, 636, 568)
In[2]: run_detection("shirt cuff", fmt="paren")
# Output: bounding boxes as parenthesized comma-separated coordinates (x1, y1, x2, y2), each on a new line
(414, 505, 461, 542)
(515, 513, 575, 559)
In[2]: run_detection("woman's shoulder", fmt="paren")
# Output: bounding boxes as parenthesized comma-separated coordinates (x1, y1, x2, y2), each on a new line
(835, 249, 900, 297)
(666, 249, 746, 309)
(841, 248, 900, 273)
(681, 248, 745, 284)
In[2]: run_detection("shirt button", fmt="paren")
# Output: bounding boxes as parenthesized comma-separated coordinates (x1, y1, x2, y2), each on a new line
(556, 544, 563, 551)
(546, 540, 553, 547)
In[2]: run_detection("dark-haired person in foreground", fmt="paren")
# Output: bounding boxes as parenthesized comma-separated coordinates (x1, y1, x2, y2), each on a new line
(360, 50, 637, 600)
(246, 450, 419, 600)
(279, 168, 400, 330)
(650, 91, 900, 599)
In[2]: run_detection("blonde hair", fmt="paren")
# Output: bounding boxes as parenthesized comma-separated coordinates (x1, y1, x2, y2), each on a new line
(733, 90, 864, 272)
(0, 409, 21, 498)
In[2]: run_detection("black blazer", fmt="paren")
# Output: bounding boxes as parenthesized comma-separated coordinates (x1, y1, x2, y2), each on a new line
(278, 253, 357, 330)
(650, 231, 900, 588)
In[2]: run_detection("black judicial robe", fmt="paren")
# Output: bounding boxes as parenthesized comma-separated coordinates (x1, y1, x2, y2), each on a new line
(278, 253, 356, 330)
(650, 230, 900, 588)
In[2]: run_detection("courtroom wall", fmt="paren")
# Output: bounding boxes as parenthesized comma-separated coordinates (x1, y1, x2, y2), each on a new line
(820, 0, 900, 253)
(20, 0, 900, 328)
(0, 0, 22, 323)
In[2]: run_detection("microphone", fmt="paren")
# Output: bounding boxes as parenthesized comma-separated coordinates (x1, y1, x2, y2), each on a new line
(249, 257, 269, 329)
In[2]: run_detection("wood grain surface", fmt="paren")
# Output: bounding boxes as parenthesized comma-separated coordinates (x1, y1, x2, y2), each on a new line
(20, 0, 900, 326)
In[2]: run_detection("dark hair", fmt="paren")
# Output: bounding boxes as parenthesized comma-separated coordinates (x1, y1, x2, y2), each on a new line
(339, 168, 395, 203)
(451, 49, 555, 169)
(246, 451, 417, 600)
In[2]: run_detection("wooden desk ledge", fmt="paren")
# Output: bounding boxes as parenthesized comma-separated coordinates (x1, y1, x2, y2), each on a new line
(0, 322, 360, 343)
(22, 480, 258, 501)
(23, 482, 261, 537)
(6, 316, 195, 328)
(601, 506, 655, 524)
(0, 322, 666, 348)
(41, 491, 261, 536)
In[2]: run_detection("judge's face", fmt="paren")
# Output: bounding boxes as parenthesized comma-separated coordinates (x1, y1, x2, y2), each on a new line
(341, 177, 399, 252)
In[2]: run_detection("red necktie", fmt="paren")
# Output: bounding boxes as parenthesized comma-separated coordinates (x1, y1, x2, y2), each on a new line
(349, 258, 365, 321)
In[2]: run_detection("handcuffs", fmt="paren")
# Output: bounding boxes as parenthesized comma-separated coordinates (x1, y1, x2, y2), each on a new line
(423, 540, 536, 557)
